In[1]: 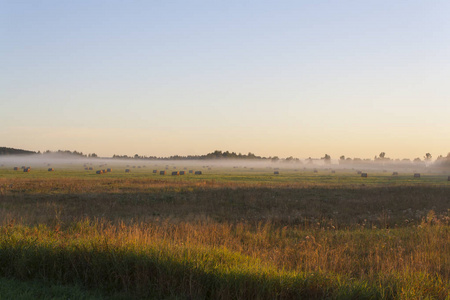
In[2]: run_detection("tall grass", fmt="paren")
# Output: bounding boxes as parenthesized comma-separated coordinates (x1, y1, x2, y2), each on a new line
(0, 218, 448, 299)
(0, 175, 449, 299)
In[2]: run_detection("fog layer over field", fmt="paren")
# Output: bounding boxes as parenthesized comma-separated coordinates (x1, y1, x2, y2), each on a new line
(1, 153, 448, 174)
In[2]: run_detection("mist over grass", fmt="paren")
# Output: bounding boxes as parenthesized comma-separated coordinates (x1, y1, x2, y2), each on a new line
(1, 151, 449, 175)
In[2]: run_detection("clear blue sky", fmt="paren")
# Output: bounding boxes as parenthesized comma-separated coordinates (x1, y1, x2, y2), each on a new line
(1, 1, 449, 159)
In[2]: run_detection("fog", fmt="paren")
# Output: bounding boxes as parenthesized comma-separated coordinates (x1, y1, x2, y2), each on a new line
(1, 153, 448, 175)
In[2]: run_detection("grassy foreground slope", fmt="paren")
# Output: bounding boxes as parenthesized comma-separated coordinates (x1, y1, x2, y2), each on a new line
(0, 169, 449, 299)
(0, 220, 448, 299)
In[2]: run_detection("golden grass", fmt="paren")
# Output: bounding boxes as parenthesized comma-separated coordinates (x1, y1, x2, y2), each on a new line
(0, 175, 449, 299)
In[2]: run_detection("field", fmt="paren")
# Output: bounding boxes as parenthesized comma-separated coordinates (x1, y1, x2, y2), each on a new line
(0, 161, 449, 299)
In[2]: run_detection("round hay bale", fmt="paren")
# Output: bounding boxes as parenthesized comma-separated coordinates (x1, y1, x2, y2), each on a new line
(392, 172, 398, 176)
(96, 170, 103, 174)
(172, 171, 179, 176)
(88, 167, 93, 171)
(194, 171, 202, 175)
(106, 168, 112, 172)
(13, 167, 19, 171)
(152, 170, 157, 173)
(48, 168, 54, 172)
(361, 173, 368, 178)
(414, 173, 421, 178)
(125, 169, 131, 173)
(274, 171, 279, 175)
(160, 171, 166, 175)
(179, 171, 185, 175)
(189, 170, 193, 174)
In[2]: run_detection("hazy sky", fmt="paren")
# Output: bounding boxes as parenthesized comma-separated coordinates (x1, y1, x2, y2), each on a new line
(1, 1, 449, 159)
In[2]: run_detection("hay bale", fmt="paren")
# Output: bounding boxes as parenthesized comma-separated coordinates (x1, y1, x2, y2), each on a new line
(447, 176, 450, 181)
(313, 169, 318, 173)
(172, 171, 179, 176)
(414, 173, 421, 178)
(361, 173, 368, 178)
(23, 167, 30, 172)
(48, 168, 54, 172)
(13, 167, 19, 171)
(392, 172, 398, 176)
(194, 171, 202, 175)
(160, 171, 166, 175)
(125, 169, 131, 173)
(274, 171, 279, 175)
(106, 168, 112, 172)
(153, 170, 157, 173)
(96, 170, 103, 174)
(189, 170, 193, 174)
(179, 171, 185, 175)
(88, 167, 93, 171)
(84, 167, 88, 170)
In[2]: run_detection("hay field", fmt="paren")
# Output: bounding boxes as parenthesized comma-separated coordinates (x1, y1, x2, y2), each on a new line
(0, 164, 449, 299)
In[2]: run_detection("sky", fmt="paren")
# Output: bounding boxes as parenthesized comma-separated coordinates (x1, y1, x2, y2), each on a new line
(1, 1, 449, 159)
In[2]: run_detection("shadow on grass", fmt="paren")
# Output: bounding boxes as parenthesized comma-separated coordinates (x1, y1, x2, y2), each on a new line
(1, 185, 449, 228)
(0, 233, 392, 300)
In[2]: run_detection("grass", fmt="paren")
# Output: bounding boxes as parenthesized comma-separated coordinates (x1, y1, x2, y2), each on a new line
(0, 276, 108, 300)
(0, 166, 449, 299)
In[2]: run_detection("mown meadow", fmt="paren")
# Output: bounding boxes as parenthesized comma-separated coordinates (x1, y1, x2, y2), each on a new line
(0, 166, 449, 299)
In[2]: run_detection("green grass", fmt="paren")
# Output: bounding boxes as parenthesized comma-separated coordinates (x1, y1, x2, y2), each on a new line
(0, 222, 448, 299)
(1, 165, 449, 187)
(0, 277, 106, 300)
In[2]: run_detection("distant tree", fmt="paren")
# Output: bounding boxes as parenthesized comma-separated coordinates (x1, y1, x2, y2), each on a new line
(340, 155, 345, 161)
(90, 153, 98, 158)
(413, 157, 421, 163)
(271, 156, 279, 162)
(424, 153, 432, 161)
(322, 154, 331, 164)
(379, 152, 386, 159)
